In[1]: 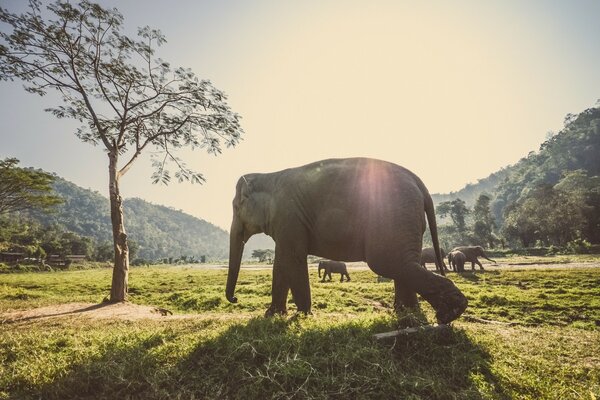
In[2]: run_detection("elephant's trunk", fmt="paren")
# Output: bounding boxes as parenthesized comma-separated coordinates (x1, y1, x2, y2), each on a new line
(318, 264, 322, 278)
(226, 218, 245, 303)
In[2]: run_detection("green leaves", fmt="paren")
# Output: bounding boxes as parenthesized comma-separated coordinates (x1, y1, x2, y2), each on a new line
(0, 0, 243, 183)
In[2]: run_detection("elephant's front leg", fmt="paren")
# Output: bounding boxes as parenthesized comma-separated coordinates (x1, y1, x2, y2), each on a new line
(265, 262, 289, 316)
(288, 258, 311, 314)
(475, 259, 484, 270)
(269, 243, 312, 315)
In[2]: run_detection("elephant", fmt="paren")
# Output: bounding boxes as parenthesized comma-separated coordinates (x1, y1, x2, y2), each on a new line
(420, 247, 448, 272)
(447, 250, 466, 272)
(318, 260, 350, 282)
(225, 157, 468, 324)
(449, 246, 496, 270)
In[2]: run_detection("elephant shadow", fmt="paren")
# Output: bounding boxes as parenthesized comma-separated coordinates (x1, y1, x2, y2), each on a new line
(456, 271, 482, 282)
(23, 316, 509, 399)
(177, 317, 509, 399)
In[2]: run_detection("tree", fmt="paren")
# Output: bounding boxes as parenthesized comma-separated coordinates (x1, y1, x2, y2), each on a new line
(437, 199, 470, 233)
(437, 199, 471, 248)
(252, 249, 274, 263)
(0, 158, 61, 215)
(0, 1, 243, 301)
(502, 184, 586, 247)
(554, 170, 600, 243)
(472, 194, 496, 248)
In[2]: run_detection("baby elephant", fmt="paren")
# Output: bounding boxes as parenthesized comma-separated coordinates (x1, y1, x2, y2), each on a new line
(318, 260, 351, 282)
(448, 250, 467, 273)
(450, 246, 496, 270)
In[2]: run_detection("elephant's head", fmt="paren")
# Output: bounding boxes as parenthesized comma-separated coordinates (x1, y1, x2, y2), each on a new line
(226, 174, 270, 303)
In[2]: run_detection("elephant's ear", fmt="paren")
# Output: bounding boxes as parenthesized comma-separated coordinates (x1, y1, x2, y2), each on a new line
(240, 175, 254, 202)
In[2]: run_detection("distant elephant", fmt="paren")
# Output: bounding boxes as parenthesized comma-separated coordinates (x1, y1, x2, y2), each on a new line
(450, 246, 496, 270)
(420, 247, 448, 272)
(225, 157, 467, 324)
(318, 260, 350, 282)
(448, 250, 466, 273)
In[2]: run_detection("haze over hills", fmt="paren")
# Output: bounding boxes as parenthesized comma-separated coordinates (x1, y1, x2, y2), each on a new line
(27, 176, 273, 261)
(16, 104, 600, 259)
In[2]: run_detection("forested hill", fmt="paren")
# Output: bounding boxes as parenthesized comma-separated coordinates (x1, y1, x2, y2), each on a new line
(432, 105, 600, 223)
(28, 177, 230, 261)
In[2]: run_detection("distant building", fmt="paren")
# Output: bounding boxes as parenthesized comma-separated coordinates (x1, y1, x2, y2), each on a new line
(0, 252, 25, 263)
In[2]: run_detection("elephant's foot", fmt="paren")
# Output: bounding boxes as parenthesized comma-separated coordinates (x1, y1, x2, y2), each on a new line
(418, 279, 468, 324)
(264, 305, 287, 317)
(425, 288, 468, 324)
(290, 310, 313, 320)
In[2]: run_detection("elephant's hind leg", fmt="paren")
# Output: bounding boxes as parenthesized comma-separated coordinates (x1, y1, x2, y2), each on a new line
(393, 279, 418, 309)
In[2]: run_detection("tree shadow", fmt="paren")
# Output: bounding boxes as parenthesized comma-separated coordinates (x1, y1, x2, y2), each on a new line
(13, 315, 512, 399)
(2, 302, 112, 324)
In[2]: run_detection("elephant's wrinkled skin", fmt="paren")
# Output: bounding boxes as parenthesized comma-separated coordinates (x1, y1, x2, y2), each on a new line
(318, 260, 350, 282)
(226, 158, 467, 324)
(448, 250, 466, 272)
(420, 247, 448, 272)
(450, 246, 496, 270)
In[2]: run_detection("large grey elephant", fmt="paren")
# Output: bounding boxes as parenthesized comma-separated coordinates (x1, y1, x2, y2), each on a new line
(448, 250, 466, 272)
(420, 247, 448, 272)
(226, 158, 467, 324)
(450, 246, 496, 270)
(318, 260, 350, 282)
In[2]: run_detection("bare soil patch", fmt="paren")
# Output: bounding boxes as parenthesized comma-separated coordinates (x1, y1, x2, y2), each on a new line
(1, 302, 190, 323)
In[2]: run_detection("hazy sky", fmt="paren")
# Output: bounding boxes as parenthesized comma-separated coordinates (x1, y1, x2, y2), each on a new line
(1, 0, 600, 230)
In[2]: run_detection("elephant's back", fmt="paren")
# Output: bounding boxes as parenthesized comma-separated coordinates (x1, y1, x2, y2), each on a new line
(288, 157, 425, 202)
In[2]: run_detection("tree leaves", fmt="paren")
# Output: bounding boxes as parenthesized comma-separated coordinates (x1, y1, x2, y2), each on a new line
(0, 0, 244, 182)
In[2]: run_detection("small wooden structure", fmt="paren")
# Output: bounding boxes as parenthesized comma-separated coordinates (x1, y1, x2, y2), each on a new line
(46, 254, 86, 266)
(0, 252, 25, 263)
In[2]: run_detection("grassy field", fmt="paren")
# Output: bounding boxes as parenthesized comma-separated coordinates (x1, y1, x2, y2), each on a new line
(1, 260, 599, 399)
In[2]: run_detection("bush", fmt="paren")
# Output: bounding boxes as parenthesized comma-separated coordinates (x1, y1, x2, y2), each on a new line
(564, 239, 592, 254)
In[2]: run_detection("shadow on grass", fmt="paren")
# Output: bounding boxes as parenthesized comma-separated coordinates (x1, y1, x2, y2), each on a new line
(11, 316, 511, 400)
(2, 303, 111, 324)
(456, 271, 482, 282)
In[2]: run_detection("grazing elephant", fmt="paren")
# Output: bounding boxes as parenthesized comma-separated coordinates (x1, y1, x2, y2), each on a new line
(420, 247, 448, 272)
(318, 260, 350, 282)
(225, 158, 467, 324)
(450, 246, 496, 270)
(448, 250, 466, 272)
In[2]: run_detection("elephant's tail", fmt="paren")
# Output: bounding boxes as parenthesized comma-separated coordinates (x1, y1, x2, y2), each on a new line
(424, 192, 446, 276)
(318, 266, 322, 278)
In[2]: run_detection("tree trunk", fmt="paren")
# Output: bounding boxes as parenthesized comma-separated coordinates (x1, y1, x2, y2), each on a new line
(108, 151, 129, 302)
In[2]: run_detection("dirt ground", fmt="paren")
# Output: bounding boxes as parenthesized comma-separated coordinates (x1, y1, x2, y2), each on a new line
(0, 302, 191, 324)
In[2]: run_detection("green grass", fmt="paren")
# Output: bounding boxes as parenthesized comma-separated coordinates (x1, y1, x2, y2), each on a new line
(1, 264, 599, 399)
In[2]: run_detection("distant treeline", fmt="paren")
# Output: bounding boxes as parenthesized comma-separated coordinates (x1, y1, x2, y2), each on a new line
(430, 104, 600, 252)
(1, 176, 230, 263)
